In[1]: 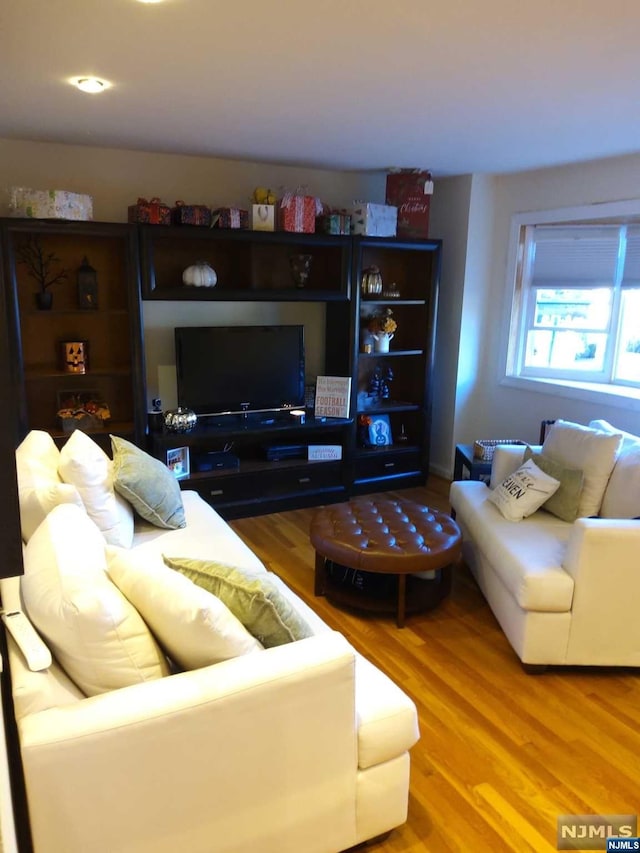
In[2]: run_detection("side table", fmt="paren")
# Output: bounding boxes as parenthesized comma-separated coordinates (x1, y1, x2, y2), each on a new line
(453, 444, 492, 482)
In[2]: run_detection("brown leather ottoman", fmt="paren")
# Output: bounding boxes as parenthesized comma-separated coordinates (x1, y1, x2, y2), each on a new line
(310, 497, 462, 627)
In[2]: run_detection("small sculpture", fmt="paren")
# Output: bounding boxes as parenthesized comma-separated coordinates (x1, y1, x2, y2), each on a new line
(164, 407, 197, 433)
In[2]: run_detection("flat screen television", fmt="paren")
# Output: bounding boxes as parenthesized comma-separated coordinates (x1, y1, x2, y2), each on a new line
(175, 325, 305, 416)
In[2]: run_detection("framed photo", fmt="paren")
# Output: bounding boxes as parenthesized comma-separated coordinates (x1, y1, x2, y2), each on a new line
(368, 414, 392, 447)
(166, 446, 190, 480)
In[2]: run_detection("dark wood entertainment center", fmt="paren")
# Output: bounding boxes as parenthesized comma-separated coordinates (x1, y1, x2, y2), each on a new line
(2, 218, 441, 518)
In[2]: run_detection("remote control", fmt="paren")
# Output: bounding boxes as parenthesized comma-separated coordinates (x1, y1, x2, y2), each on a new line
(1, 611, 52, 672)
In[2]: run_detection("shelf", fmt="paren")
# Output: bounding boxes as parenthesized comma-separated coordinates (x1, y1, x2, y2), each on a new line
(24, 367, 133, 379)
(359, 350, 423, 358)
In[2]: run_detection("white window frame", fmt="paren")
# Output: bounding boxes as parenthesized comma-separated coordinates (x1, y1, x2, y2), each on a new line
(502, 199, 640, 411)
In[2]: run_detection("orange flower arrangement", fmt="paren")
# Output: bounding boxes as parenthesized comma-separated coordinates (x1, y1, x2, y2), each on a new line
(368, 308, 397, 335)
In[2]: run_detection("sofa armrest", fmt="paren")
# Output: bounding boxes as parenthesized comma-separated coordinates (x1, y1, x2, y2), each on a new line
(17, 632, 360, 853)
(561, 519, 640, 664)
(490, 444, 540, 489)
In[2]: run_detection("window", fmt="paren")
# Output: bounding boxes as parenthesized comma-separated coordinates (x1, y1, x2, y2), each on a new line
(507, 220, 640, 393)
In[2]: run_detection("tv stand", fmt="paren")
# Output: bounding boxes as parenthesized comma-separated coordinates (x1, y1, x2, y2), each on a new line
(148, 415, 352, 519)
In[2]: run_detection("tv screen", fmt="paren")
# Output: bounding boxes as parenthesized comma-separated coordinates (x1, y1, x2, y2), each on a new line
(175, 325, 305, 416)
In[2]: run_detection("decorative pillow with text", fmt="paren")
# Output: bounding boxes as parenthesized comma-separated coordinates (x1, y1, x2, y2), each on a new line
(488, 458, 560, 522)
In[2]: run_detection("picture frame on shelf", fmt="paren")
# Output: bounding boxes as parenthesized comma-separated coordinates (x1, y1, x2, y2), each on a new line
(368, 414, 392, 447)
(166, 446, 190, 480)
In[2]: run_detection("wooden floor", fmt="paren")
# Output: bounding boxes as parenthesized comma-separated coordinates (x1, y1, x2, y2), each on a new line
(230, 479, 640, 853)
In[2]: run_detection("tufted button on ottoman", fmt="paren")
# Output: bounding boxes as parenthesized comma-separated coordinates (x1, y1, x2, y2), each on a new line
(310, 497, 462, 627)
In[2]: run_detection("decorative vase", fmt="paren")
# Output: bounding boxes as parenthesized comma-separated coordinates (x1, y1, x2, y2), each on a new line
(372, 332, 394, 353)
(35, 291, 53, 310)
(182, 261, 217, 288)
(164, 407, 197, 433)
(361, 266, 383, 297)
(289, 254, 313, 288)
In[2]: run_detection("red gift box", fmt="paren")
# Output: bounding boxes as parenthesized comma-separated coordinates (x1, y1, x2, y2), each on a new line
(128, 197, 171, 225)
(385, 171, 433, 238)
(278, 194, 321, 233)
(211, 207, 249, 229)
(172, 201, 212, 227)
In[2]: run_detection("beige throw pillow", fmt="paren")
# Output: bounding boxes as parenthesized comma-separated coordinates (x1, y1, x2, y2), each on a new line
(21, 504, 168, 696)
(541, 419, 623, 517)
(106, 546, 262, 669)
(15, 430, 85, 542)
(59, 429, 134, 547)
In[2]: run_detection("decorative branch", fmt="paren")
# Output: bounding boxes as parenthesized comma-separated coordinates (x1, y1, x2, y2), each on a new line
(16, 234, 68, 292)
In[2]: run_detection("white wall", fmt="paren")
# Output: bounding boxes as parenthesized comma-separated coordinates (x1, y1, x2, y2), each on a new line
(446, 153, 640, 466)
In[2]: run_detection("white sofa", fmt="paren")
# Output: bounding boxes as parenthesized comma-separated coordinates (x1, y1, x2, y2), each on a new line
(2, 430, 420, 853)
(450, 419, 640, 669)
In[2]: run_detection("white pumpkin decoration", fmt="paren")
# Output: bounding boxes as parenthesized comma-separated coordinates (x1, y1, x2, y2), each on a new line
(182, 261, 217, 288)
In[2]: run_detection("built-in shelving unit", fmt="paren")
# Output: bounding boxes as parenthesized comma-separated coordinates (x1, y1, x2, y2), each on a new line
(1, 218, 146, 451)
(1, 218, 441, 517)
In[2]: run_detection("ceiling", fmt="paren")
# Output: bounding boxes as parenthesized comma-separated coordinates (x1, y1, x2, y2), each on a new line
(2, 0, 640, 177)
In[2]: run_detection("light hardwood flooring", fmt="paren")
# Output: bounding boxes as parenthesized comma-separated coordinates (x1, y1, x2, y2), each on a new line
(230, 479, 640, 853)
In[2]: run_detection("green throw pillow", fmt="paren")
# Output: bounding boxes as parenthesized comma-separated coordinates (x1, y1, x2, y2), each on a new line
(162, 556, 313, 648)
(524, 447, 584, 522)
(111, 436, 186, 529)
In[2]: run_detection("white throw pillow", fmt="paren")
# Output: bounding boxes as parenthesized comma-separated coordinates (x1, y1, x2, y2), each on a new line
(600, 443, 640, 519)
(542, 419, 623, 517)
(15, 430, 85, 541)
(58, 429, 134, 547)
(106, 546, 262, 670)
(21, 504, 169, 696)
(488, 458, 560, 522)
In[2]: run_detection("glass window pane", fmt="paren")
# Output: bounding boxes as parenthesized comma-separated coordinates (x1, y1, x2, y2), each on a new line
(525, 330, 606, 371)
(533, 288, 611, 330)
(614, 288, 640, 383)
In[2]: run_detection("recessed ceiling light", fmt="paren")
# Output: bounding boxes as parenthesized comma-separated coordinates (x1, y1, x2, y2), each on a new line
(72, 77, 110, 94)
(136, 0, 165, 3)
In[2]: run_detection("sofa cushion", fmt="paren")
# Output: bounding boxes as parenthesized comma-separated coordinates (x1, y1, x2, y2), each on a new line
(163, 556, 314, 648)
(488, 458, 560, 522)
(21, 504, 169, 696)
(588, 419, 640, 452)
(599, 442, 640, 519)
(542, 419, 623, 518)
(110, 435, 185, 530)
(15, 430, 85, 542)
(106, 546, 262, 669)
(58, 429, 134, 547)
(523, 448, 584, 523)
(450, 481, 575, 612)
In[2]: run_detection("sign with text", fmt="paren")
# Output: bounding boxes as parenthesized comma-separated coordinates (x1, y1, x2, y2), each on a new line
(557, 815, 637, 850)
(314, 376, 351, 419)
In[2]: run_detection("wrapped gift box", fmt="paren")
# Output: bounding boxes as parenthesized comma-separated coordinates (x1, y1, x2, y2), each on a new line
(211, 207, 248, 229)
(385, 170, 433, 238)
(278, 194, 320, 233)
(172, 201, 212, 227)
(9, 187, 93, 221)
(127, 197, 171, 225)
(317, 213, 351, 235)
(252, 204, 275, 231)
(350, 203, 397, 237)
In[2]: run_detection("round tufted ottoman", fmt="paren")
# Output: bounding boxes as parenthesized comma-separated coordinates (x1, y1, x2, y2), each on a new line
(310, 497, 461, 627)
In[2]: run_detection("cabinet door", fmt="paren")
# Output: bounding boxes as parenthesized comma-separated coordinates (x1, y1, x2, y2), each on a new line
(352, 237, 441, 491)
(2, 219, 146, 448)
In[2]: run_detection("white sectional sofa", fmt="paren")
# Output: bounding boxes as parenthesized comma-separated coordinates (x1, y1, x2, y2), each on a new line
(450, 419, 640, 669)
(3, 429, 420, 853)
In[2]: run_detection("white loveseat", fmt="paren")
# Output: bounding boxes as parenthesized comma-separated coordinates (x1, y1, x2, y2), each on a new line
(450, 419, 640, 669)
(3, 430, 420, 853)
